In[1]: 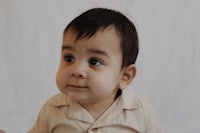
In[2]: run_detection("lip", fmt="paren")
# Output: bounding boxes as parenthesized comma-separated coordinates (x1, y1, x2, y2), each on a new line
(67, 84, 88, 89)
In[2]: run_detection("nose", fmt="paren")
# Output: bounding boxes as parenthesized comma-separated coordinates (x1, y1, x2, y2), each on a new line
(70, 63, 87, 79)
(71, 71, 86, 79)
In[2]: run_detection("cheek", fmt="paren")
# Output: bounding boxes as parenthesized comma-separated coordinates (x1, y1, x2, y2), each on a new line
(90, 72, 120, 92)
(56, 68, 65, 90)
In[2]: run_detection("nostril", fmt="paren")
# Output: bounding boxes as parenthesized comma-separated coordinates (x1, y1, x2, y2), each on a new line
(71, 71, 86, 78)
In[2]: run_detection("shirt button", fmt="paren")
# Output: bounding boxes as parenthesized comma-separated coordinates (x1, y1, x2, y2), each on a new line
(92, 128, 98, 132)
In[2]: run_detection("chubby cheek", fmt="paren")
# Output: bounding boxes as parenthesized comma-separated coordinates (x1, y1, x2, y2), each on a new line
(56, 69, 66, 93)
(90, 75, 119, 95)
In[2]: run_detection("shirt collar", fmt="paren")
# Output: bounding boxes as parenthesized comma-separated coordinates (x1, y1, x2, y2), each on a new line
(121, 88, 142, 110)
(49, 88, 142, 110)
(48, 93, 71, 107)
(48, 89, 142, 127)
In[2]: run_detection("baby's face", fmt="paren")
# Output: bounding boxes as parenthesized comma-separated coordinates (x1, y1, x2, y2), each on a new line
(56, 26, 125, 105)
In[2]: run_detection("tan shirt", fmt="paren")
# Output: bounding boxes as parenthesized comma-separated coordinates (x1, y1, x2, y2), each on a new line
(28, 88, 163, 133)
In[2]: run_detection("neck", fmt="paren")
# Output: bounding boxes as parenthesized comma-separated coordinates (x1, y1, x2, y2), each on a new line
(79, 95, 116, 120)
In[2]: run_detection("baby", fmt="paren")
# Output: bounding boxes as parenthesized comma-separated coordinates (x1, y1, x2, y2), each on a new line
(28, 8, 162, 133)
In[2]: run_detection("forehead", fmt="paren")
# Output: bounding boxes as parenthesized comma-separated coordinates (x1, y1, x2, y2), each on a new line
(63, 25, 120, 41)
(63, 26, 122, 53)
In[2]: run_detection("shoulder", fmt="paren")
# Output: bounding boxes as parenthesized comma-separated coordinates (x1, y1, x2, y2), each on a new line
(121, 89, 163, 132)
(121, 88, 155, 112)
(28, 93, 71, 133)
(37, 93, 71, 117)
(46, 93, 71, 107)
(121, 88, 144, 110)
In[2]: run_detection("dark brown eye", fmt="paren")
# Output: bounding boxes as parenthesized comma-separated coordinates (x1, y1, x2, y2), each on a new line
(89, 58, 101, 66)
(64, 55, 75, 63)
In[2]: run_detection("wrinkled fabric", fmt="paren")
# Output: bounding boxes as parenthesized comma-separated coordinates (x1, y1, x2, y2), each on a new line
(28, 88, 163, 133)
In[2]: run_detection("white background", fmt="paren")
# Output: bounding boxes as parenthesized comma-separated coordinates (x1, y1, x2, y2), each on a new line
(0, 0, 200, 132)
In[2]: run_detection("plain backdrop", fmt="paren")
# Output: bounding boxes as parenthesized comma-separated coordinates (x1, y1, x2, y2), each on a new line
(0, 0, 200, 132)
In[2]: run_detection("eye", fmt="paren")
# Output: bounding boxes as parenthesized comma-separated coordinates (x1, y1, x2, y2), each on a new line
(64, 54, 75, 63)
(89, 58, 102, 66)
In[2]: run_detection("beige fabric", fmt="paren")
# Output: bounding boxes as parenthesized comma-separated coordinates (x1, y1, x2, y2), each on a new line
(28, 88, 163, 133)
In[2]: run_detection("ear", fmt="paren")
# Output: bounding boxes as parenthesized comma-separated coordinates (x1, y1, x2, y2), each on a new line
(119, 64, 136, 90)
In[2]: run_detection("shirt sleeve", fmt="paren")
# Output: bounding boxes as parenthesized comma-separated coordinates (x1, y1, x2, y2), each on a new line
(27, 102, 51, 133)
(141, 97, 164, 133)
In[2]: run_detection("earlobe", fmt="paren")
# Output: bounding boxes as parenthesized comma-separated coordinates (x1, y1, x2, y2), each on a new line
(119, 64, 136, 89)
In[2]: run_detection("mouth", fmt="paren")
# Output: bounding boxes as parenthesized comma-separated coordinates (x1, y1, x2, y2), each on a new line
(67, 84, 88, 89)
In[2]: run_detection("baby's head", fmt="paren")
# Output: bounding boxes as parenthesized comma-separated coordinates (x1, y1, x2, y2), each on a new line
(63, 8, 139, 68)
(56, 8, 139, 104)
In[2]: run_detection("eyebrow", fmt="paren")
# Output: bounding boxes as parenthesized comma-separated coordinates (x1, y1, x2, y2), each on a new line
(62, 45, 74, 51)
(87, 49, 109, 58)
(61, 45, 109, 58)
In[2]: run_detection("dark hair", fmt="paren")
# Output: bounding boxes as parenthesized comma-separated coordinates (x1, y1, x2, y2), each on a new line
(64, 8, 139, 67)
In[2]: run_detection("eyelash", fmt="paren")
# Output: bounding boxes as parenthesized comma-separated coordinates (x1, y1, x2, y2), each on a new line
(63, 54, 103, 66)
